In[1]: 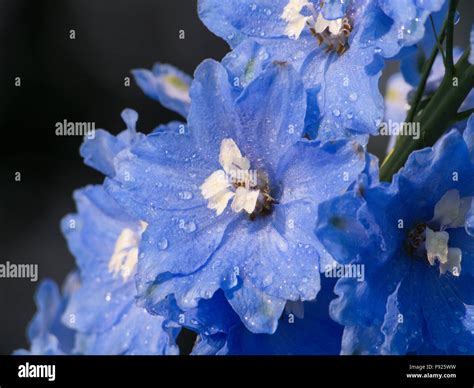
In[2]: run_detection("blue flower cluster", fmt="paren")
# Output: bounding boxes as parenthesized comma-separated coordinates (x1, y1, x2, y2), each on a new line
(18, 0, 474, 355)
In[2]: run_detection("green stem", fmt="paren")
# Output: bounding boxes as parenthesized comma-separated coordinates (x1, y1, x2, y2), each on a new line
(380, 0, 463, 182)
(445, 0, 457, 75)
(380, 53, 474, 182)
(430, 15, 446, 65)
(405, 11, 449, 124)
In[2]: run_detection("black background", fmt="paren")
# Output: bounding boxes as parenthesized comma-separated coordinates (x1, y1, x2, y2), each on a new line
(0, 0, 472, 355)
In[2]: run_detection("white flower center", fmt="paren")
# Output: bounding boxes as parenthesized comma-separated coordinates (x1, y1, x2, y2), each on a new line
(281, 0, 352, 54)
(200, 139, 268, 216)
(108, 221, 147, 281)
(417, 190, 472, 277)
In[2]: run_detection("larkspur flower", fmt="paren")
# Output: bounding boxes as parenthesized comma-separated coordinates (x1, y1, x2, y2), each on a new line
(198, 0, 446, 141)
(316, 115, 474, 355)
(132, 63, 192, 119)
(14, 275, 79, 355)
(61, 111, 179, 355)
(104, 58, 370, 335)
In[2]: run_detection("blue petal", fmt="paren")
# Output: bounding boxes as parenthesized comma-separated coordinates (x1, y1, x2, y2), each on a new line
(222, 40, 273, 91)
(61, 185, 137, 278)
(225, 279, 286, 333)
(61, 185, 177, 355)
(300, 46, 384, 142)
(340, 325, 385, 355)
(104, 123, 214, 219)
(421, 267, 469, 352)
(378, 0, 446, 48)
(15, 277, 78, 355)
(198, 0, 290, 47)
(150, 291, 240, 337)
(132, 64, 192, 118)
(188, 59, 241, 159)
(277, 140, 367, 205)
(200, 278, 343, 354)
(80, 108, 142, 177)
(464, 114, 474, 162)
(135, 206, 235, 282)
(83, 306, 178, 355)
(381, 263, 425, 355)
(321, 0, 348, 20)
(234, 61, 306, 175)
(396, 129, 474, 206)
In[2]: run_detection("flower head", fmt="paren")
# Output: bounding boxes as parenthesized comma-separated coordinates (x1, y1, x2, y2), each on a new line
(105, 59, 370, 334)
(316, 116, 474, 354)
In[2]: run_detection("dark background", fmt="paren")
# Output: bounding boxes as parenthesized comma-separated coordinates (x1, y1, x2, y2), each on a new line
(0, 0, 471, 355)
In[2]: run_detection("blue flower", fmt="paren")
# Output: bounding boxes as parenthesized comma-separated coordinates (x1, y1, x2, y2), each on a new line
(104, 59, 370, 335)
(316, 115, 474, 354)
(14, 275, 79, 355)
(132, 63, 192, 118)
(198, 0, 446, 141)
(192, 277, 343, 355)
(61, 112, 179, 355)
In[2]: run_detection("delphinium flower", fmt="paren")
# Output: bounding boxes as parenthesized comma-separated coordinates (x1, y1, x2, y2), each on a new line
(316, 116, 474, 355)
(198, 0, 446, 141)
(132, 63, 192, 119)
(14, 274, 79, 355)
(103, 59, 372, 335)
(60, 110, 179, 355)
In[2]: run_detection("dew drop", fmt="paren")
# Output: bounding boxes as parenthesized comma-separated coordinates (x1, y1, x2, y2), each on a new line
(349, 92, 358, 102)
(178, 191, 193, 200)
(454, 11, 460, 25)
(158, 238, 168, 250)
(262, 274, 273, 287)
(332, 109, 341, 117)
(105, 292, 112, 302)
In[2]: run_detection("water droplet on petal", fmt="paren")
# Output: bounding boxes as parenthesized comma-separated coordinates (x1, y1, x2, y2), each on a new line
(158, 238, 168, 250)
(332, 109, 341, 117)
(178, 191, 193, 200)
(454, 11, 460, 25)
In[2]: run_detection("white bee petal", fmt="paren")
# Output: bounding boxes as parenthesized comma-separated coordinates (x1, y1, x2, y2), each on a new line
(200, 170, 230, 200)
(282, 0, 311, 39)
(439, 247, 462, 276)
(425, 227, 449, 265)
(231, 187, 260, 214)
(432, 189, 461, 227)
(219, 138, 250, 173)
